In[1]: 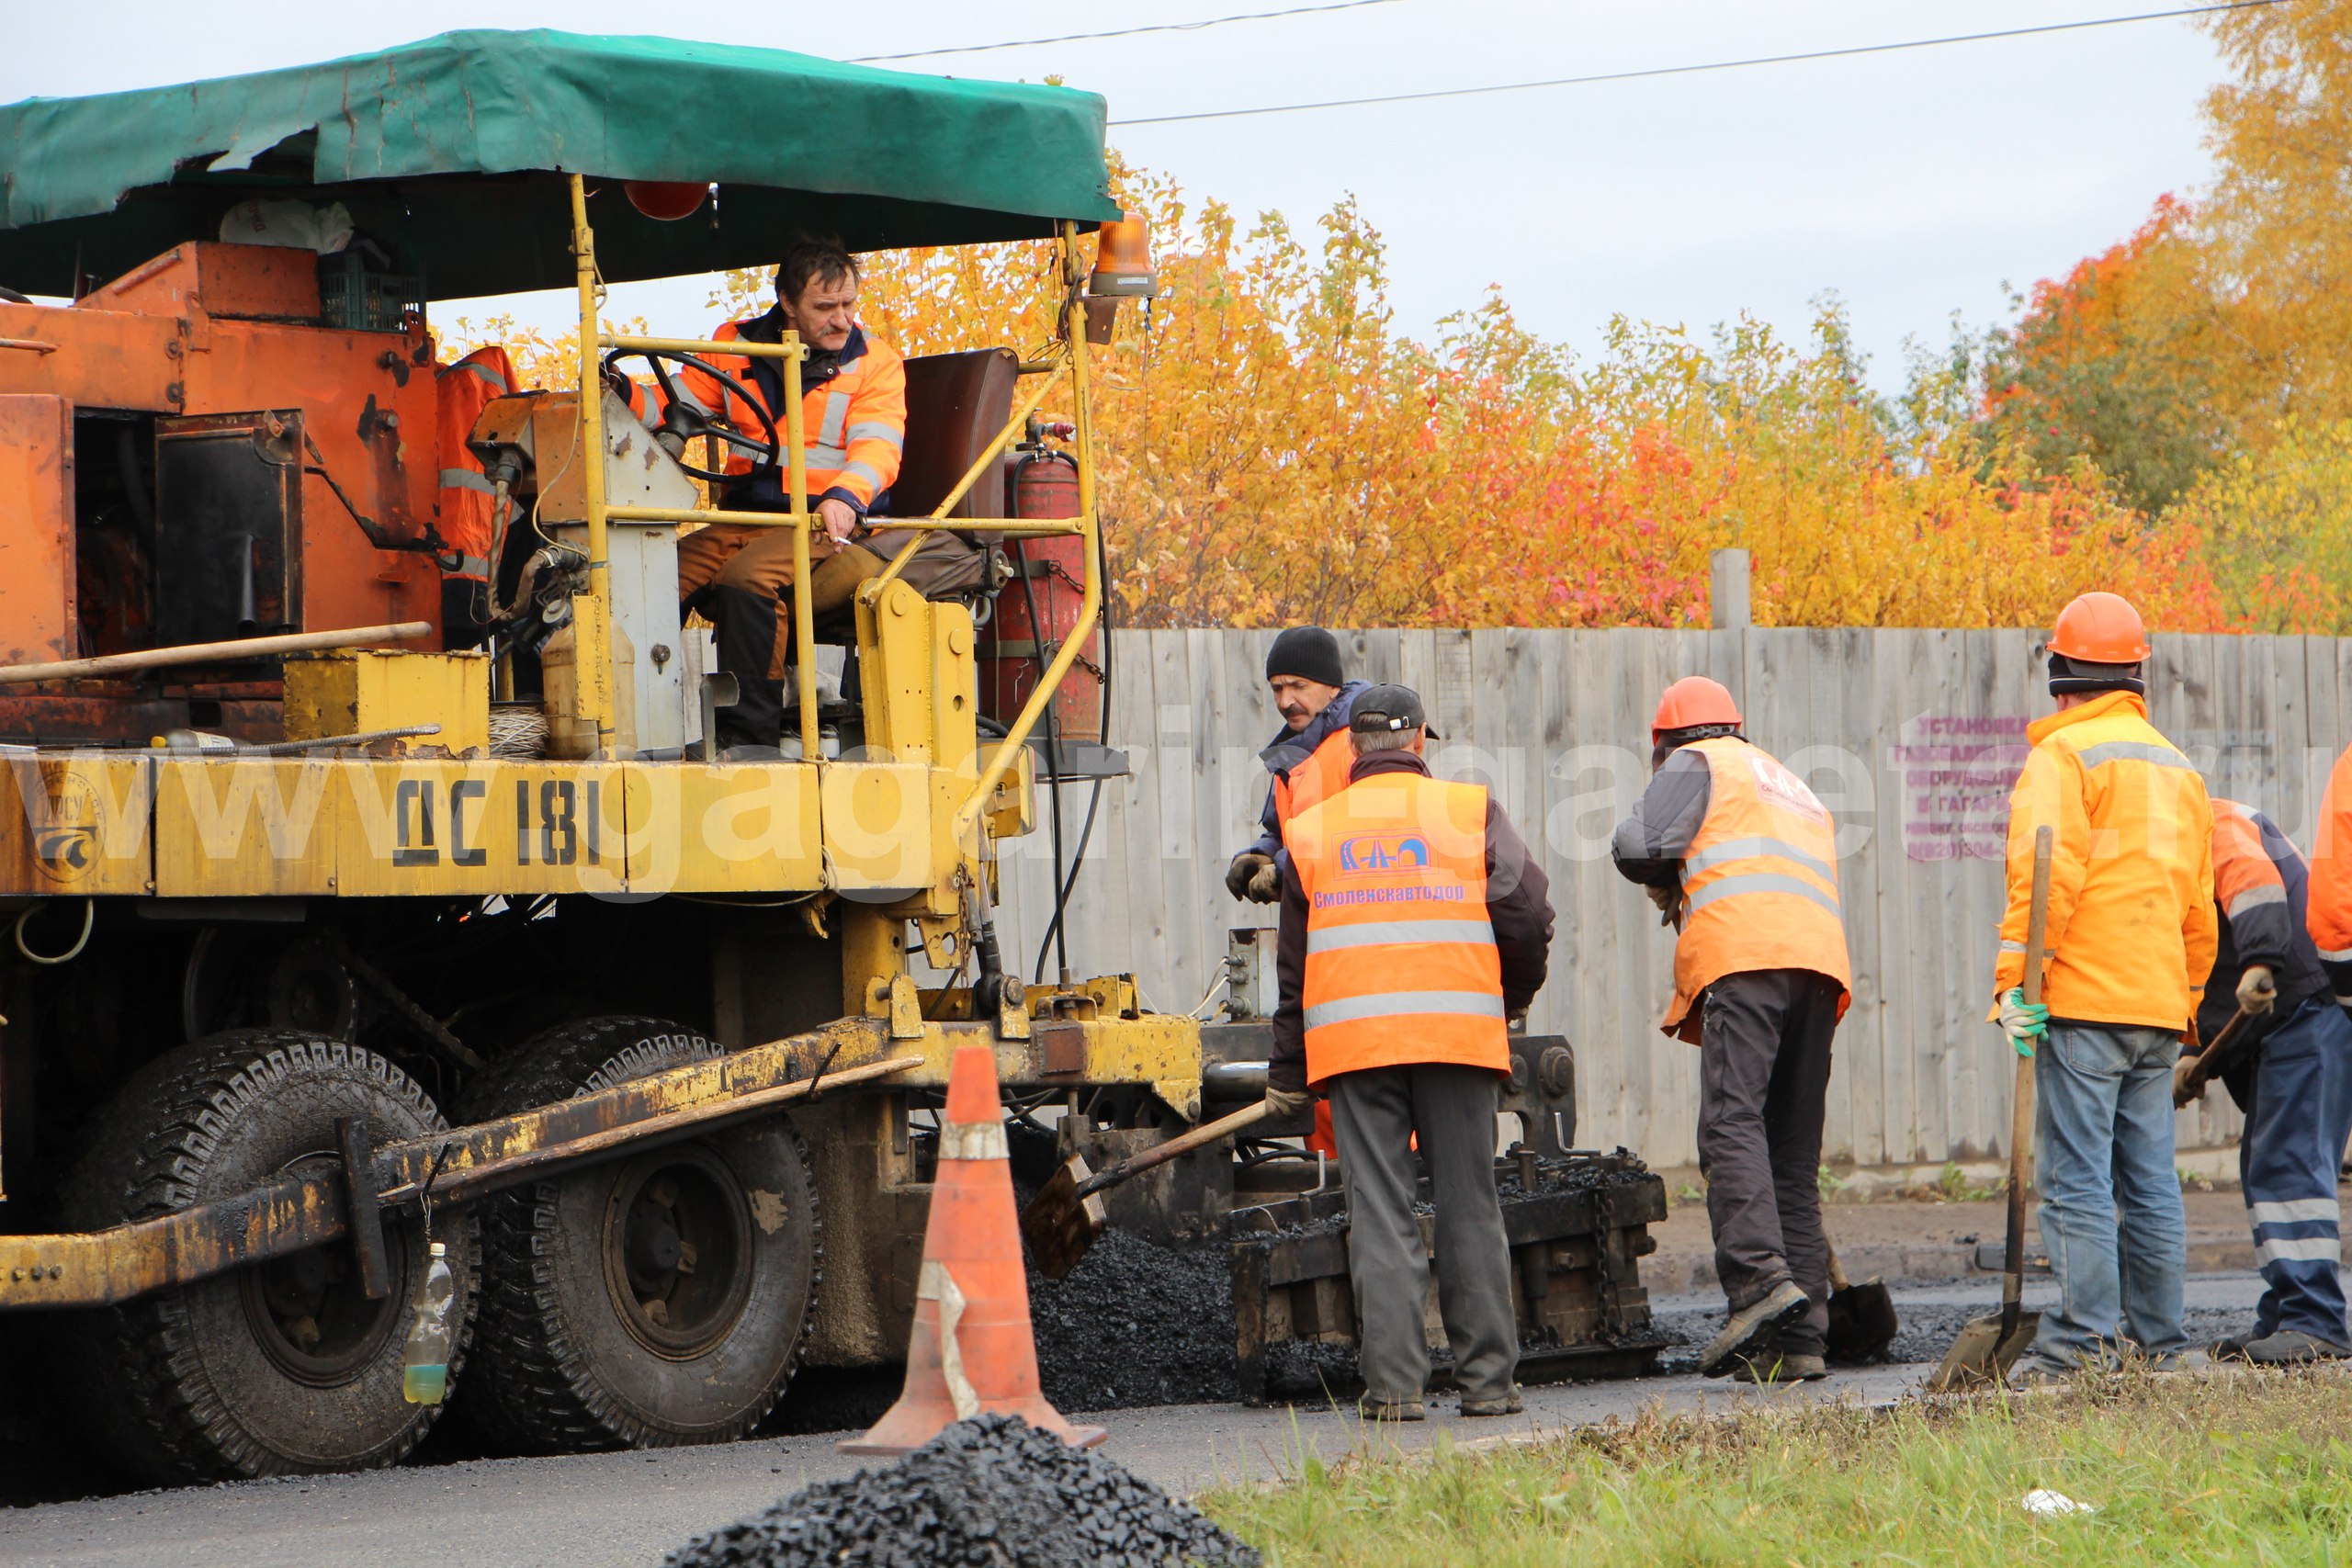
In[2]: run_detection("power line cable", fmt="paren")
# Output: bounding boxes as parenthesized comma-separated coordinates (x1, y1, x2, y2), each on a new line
(850, 0, 1408, 63)
(1110, 0, 2280, 126)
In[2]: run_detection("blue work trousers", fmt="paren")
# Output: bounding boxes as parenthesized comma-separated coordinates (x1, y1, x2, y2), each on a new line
(2237, 996, 2352, 1346)
(2024, 1022, 2189, 1371)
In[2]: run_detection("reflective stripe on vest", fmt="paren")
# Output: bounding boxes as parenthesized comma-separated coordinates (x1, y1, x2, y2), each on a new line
(1291, 772, 1509, 1086)
(1662, 736, 1852, 1038)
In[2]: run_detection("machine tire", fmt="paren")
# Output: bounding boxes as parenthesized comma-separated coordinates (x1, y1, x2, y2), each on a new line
(52, 1030, 475, 1483)
(458, 1016, 820, 1453)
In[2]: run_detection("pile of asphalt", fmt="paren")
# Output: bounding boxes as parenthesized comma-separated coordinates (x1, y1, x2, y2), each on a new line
(663, 1414, 1261, 1568)
(1029, 1230, 1239, 1409)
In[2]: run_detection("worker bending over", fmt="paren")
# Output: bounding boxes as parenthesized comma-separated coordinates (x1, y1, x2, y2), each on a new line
(1992, 592, 2214, 1386)
(1227, 626, 1368, 903)
(1611, 677, 1851, 1381)
(2199, 797, 2352, 1362)
(1264, 684, 1554, 1419)
(662, 241, 907, 750)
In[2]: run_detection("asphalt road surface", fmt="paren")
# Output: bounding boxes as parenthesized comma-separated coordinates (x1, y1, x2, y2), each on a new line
(1, 1270, 2287, 1568)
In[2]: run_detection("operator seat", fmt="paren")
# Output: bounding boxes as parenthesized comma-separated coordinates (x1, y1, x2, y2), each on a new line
(858, 347, 1021, 608)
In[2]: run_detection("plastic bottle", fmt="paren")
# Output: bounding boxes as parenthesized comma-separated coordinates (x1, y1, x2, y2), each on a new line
(401, 1240, 454, 1405)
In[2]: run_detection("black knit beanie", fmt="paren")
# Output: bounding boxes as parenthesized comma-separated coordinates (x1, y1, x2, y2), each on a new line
(1265, 626, 1344, 688)
(2047, 650, 2146, 696)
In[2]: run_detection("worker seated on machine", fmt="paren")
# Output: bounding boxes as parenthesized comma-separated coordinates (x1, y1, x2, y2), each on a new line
(645, 241, 963, 752)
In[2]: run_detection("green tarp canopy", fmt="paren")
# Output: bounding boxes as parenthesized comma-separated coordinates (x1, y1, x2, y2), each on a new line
(0, 29, 1119, 299)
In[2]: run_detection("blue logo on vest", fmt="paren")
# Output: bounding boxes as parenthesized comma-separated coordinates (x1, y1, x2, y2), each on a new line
(1337, 833, 1430, 874)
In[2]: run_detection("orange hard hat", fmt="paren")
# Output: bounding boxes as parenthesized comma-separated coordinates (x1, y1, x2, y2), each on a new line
(2048, 592, 2150, 663)
(1652, 676, 1742, 739)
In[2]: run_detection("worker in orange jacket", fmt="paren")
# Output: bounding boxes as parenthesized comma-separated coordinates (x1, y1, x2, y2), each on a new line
(433, 345, 517, 649)
(1990, 592, 2215, 1385)
(1226, 626, 1368, 903)
(654, 241, 907, 750)
(1611, 676, 1851, 1382)
(1266, 684, 1555, 1419)
(2200, 799, 2352, 1363)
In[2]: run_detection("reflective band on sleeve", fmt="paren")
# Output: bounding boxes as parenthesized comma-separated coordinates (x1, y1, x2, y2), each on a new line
(439, 467, 498, 493)
(1683, 871, 1843, 919)
(1306, 919, 1496, 955)
(1304, 990, 1507, 1031)
(845, 420, 905, 451)
(1999, 939, 2028, 953)
(843, 459, 884, 489)
(2227, 884, 2289, 918)
(445, 358, 510, 390)
(672, 381, 716, 415)
(2249, 1197, 2341, 1226)
(2074, 739, 2193, 771)
(2255, 1234, 2342, 1265)
(820, 390, 850, 448)
(1681, 835, 1836, 883)
(808, 444, 851, 468)
(2321, 945, 2352, 963)
(939, 1121, 1009, 1161)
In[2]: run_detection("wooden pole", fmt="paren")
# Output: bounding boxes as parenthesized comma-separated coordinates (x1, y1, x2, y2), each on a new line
(0, 622, 431, 686)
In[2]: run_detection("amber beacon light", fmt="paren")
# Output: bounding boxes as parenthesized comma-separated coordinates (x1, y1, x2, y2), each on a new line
(1087, 213, 1159, 298)
(624, 180, 710, 220)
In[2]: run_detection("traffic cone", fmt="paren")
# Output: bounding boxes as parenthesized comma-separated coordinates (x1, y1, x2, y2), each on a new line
(841, 1044, 1106, 1454)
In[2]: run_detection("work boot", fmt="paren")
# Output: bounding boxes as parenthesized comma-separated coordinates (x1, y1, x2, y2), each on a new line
(2244, 1329, 2352, 1365)
(1357, 1396, 1425, 1422)
(2209, 1333, 2255, 1362)
(1458, 1387, 1524, 1417)
(1729, 1350, 1827, 1384)
(1699, 1280, 1811, 1378)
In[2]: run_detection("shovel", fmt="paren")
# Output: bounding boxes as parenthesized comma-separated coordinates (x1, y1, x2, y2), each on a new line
(1021, 1100, 1271, 1280)
(1927, 823, 2051, 1393)
(1824, 1244, 1899, 1363)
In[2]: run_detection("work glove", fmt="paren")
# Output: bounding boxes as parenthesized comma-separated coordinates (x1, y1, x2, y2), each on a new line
(1998, 987, 2049, 1056)
(1226, 852, 1275, 902)
(1645, 882, 1684, 928)
(2237, 964, 2278, 1016)
(1261, 1086, 1313, 1122)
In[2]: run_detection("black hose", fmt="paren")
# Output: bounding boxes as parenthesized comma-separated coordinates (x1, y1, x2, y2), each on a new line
(1034, 777, 1102, 984)
(1012, 536, 1071, 984)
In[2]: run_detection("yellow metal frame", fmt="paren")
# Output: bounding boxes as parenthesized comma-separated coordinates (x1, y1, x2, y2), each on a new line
(567, 180, 1102, 871)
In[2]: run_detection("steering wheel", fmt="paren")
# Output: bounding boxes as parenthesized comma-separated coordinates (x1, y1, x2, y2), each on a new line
(600, 346, 781, 484)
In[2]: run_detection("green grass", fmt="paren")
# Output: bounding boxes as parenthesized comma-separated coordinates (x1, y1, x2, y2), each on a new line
(1202, 1371, 2352, 1565)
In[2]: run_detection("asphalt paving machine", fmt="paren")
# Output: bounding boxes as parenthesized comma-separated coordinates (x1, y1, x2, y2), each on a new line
(0, 32, 1666, 1487)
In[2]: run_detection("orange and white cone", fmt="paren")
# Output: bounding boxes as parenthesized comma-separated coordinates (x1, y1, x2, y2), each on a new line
(841, 1044, 1105, 1454)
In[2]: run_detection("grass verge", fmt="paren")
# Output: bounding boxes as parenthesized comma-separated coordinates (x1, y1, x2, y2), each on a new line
(1202, 1370, 2352, 1565)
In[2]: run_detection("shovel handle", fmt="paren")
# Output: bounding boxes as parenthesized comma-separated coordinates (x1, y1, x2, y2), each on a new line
(2001, 825, 2053, 1336)
(1074, 1101, 1271, 1201)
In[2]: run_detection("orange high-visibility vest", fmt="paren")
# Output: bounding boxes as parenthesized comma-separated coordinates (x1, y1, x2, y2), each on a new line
(433, 346, 516, 583)
(1271, 728, 1355, 841)
(1664, 736, 1852, 1041)
(1290, 772, 1509, 1088)
(2307, 742, 2352, 973)
(674, 318, 906, 511)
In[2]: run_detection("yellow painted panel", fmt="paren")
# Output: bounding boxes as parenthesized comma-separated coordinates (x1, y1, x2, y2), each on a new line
(821, 761, 935, 892)
(330, 761, 628, 897)
(620, 761, 824, 894)
(0, 754, 153, 897)
(153, 759, 336, 897)
(282, 649, 491, 754)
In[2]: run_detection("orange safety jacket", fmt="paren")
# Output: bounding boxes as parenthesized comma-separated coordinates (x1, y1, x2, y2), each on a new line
(1272, 728, 1355, 838)
(2305, 742, 2352, 997)
(1989, 690, 2217, 1032)
(433, 346, 517, 582)
(1288, 772, 1510, 1088)
(671, 314, 906, 514)
(1664, 736, 1852, 1041)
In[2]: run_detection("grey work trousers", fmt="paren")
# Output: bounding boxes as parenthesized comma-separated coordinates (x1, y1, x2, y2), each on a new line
(1696, 968, 1841, 1357)
(1326, 1062, 1520, 1404)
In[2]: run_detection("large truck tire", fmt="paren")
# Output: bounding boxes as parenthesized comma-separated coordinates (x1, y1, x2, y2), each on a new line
(458, 1016, 820, 1452)
(52, 1031, 475, 1483)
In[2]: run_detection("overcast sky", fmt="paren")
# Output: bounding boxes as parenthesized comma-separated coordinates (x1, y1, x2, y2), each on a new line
(1, 1, 2224, 386)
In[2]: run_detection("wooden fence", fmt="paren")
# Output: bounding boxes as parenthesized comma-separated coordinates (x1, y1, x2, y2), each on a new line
(985, 628, 2352, 1168)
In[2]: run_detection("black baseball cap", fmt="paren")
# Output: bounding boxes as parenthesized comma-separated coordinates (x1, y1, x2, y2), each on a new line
(1347, 683, 1440, 740)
